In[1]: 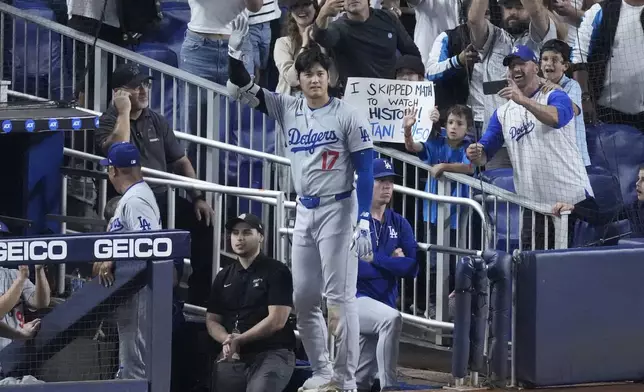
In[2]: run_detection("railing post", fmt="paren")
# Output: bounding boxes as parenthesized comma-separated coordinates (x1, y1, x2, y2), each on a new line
(92, 46, 108, 112)
(212, 192, 223, 282)
(167, 186, 176, 229)
(58, 174, 68, 295)
(205, 90, 219, 185)
(435, 178, 452, 346)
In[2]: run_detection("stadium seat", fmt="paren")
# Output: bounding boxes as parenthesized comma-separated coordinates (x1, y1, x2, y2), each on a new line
(9, 0, 72, 100)
(134, 43, 179, 124)
(586, 123, 644, 205)
(479, 168, 520, 252)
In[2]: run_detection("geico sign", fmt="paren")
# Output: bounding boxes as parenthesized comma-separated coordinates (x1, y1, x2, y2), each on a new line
(0, 240, 67, 262)
(93, 238, 173, 259)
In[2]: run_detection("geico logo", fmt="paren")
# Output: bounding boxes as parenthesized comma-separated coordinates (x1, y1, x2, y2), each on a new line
(0, 240, 67, 262)
(93, 238, 173, 259)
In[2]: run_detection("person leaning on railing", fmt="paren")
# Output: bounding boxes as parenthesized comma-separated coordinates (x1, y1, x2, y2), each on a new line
(94, 63, 216, 307)
(466, 45, 593, 250)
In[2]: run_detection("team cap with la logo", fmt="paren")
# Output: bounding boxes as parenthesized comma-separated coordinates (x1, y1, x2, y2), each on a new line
(373, 158, 401, 179)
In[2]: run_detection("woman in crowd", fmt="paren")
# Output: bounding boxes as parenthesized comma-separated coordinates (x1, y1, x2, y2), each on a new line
(273, 0, 338, 96)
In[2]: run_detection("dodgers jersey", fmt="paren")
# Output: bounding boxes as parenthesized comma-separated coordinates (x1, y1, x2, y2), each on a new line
(263, 92, 373, 197)
(481, 89, 593, 213)
(357, 209, 418, 309)
(0, 269, 36, 352)
(108, 181, 162, 233)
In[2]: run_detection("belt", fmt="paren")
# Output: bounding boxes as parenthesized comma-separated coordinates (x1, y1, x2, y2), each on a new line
(297, 190, 352, 209)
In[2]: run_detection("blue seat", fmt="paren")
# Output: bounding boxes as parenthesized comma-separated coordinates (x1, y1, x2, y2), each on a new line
(135, 43, 179, 124)
(10, 0, 72, 99)
(479, 168, 520, 252)
(586, 123, 644, 205)
(218, 100, 276, 217)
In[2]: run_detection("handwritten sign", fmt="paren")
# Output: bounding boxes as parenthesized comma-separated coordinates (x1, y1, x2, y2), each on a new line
(343, 77, 435, 143)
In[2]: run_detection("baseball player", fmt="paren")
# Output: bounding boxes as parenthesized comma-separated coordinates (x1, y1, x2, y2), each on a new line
(356, 159, 418, 392)
(94, 141, 162, 380)
(226, 13, 375, 392)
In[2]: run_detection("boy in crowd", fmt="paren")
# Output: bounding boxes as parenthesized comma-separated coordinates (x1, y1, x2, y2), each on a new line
(402, 104, 473, 317)
(540, 39, 590, 167)
(403, 104, 474, 229)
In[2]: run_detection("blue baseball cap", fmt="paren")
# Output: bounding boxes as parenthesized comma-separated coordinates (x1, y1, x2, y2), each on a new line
(503, 45, 538, 66)
(99, 142, 141, 168)
(0, 221, 9, 234)
(373, 158, 400, 179)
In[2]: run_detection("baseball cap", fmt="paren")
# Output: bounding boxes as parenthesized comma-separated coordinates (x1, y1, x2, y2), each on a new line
(99, 142, 141, 168)
(0, 221, 10, 235)
(111, 63, 153, 89)
(284, 0, 314, 8)
(373, 158, 400, 179)
(540, 39, 571, 62)
(394, 55, 425, 77)
(503, 45, 538, 66)
(225, 213, 264, 235)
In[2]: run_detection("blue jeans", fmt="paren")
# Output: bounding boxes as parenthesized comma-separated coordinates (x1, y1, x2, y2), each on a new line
(241, 22, 272, 77)
(178, 30, 230, 163)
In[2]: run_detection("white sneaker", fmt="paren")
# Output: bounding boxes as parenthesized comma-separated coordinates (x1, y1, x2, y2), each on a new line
(298, 374, 333, 391)
(312, 383, 358, 392)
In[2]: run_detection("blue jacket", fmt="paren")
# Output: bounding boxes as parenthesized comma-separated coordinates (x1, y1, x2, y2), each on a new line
(357, 209, 418, 308)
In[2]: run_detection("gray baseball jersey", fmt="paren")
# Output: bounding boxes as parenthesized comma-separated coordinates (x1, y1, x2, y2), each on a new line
(107, 180, 161, 380)
(108, 181, 162, 233)
(263, 91, 373, 197)
(0, 269, 35, 351)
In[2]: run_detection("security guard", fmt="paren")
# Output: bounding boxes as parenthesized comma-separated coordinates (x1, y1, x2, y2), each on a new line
(206, 214, 296, 392)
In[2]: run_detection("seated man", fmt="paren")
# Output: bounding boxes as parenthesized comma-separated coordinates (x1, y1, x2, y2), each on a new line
(206, 214, 296, 392)
(356, 159, 418, 392)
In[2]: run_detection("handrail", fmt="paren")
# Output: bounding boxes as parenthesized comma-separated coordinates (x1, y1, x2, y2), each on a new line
(176, 132, 292, 166)
(0, 2, 229, 96)
(183, 302, 453, 331)
(63, 148, 280, 206)
(375, 146, 552, 215)
(16, 88, 487, 228)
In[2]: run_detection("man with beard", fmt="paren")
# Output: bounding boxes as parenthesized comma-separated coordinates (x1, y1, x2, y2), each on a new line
(467, 0, 557, 169)
(466, 45, 592, 249)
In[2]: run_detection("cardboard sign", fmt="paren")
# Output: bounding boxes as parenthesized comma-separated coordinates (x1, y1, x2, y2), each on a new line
(344, 77, 435, 143)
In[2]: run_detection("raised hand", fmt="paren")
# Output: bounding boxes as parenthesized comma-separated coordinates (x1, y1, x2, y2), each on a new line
(228, 12, 250, 61)
(403, 107, 418, 135)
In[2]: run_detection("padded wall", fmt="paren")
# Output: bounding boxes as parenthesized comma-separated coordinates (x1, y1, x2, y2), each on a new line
(516, 247, 644, 387)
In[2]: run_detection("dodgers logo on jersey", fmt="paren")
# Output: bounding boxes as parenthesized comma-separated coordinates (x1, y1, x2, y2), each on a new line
(288, 128, 339, 154)
(389, 226, 398, 239)
(109, 218, 124, 232)
(509, 120, 535, 142)
(359, 126, 371, 143)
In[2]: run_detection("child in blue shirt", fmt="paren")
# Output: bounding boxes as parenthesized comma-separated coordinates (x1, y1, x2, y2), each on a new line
(403, 104, 475, 229)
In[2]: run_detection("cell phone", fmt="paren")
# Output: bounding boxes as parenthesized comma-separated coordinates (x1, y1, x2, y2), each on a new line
(483, 80, 509, 95)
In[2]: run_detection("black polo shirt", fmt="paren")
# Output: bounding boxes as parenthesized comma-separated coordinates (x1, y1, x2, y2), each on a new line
(207, 253, 296, 355)
(95, 107, 185, 194)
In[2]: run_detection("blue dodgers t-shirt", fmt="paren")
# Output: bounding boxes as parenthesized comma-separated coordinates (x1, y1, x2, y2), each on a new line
(417, 131, 471, 228)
